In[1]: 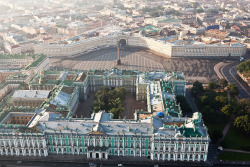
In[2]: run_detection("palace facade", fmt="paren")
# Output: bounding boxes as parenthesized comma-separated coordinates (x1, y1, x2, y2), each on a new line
(0, 68, 209, 163)
(34, 35, 247, 58)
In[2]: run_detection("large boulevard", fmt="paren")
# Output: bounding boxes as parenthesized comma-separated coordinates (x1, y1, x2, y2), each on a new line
(214, 55, 250, 99)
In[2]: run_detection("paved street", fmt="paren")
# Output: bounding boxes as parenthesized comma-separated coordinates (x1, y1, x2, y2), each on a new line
(50, 47, 221, 84)
(220, 61, 250, 99)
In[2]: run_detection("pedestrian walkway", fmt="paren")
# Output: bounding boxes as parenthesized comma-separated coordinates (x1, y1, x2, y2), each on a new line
(217, 114, 235, 145)
(223, 149, 250, 154)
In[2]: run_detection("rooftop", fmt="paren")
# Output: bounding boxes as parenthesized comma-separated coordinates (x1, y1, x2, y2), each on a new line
(12, 90, 50, 99)
(6, 73, 28, 80)
(0, 54, 29, 59)
(25, 54, 47, 70)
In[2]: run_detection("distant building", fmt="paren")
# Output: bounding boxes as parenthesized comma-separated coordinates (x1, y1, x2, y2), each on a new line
(34, 35, 247, 58)
(0, 54, 34, 69)
(19, 41, 35, 53)
(11, 90, 50, 107)
(205, 29, 230, 40)
(5, 73, 29, 83)
(4, 44, 21, 54)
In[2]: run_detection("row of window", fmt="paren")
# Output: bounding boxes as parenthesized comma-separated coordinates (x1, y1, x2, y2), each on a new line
(154, 146, 206, 152)
(0, 148, 46, 154)
(153, 153, 206, 161)
(1, 142, 43, 148)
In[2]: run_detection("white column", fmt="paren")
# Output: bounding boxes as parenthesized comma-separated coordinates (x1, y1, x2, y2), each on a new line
(22, 149, 25, 156)
(87, 152, 90, 158)
(181, 153, 184, 161)
(45, 149, 48, 156)
(151, 142, 155, 152)
(16, 148, 19, 156)
(205, 143, 208, 152)
(150, 153, 154, 160)
(204, 153, 207, 161)
(11, 148, 13, 156)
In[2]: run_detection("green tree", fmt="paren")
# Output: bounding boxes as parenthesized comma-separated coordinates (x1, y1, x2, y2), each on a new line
(201, 106, 215, 123)
(150, 11, 163, 17)
(237, 60, 250, 77)
(208, 81, 218, 90)
(191, 81, 204, 97)
(221, 104, 233, 116)
(195, 8, 204, 13)
(114, 87, 126, 99)
(234, 115, 250, 135)
(208, 9, 219, 14)
(215, 95, 228, 108)
(93, 86, 126, 118)
(192, 2, 200, 8)
(200, 95, 210, 106)
(239, 98, 250, 115)
(219, 8, 229, 12)
(227, 83, 239, 97)
(219, 78, 228, 90)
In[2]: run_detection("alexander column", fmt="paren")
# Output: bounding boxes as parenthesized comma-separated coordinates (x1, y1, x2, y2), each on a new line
(117, 41, 121, 65)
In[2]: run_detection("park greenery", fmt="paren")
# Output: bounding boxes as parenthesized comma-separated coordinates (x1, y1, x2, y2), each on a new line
(219, 151, 250, 161)
(237, 59, 250, 77)
(192, 2, 204, 13)
(93, 87, 126, 118)
(165, 9, 181, 16)
(191, 79, 250, 143)
(142, 6, 164, 17)
(142, 6, 180, 17)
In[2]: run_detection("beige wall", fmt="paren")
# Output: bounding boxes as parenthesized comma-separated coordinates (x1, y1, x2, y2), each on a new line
(0, 84, 20, 101)
(34, 35, 247, 58)
(0, 71, 18, 83)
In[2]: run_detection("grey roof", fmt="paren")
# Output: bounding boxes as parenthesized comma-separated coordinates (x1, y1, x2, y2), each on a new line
(37, 120, 154, 136)
(34, 111, 208, 139)
(51, 90, 71, 106)
(92, 111, 112, 122)
(12, 90, 50, 99)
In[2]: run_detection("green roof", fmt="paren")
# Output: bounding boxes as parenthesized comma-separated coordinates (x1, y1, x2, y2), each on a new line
(6, 73, 28, 80)
(0, 54, 27, 59)
(63, 80, 73, 86)
(46, 80, 59, 84)
(25, 54, 47, 70)
(180, 128, 202, 137)
(44, 71, 60, 75)
(122, 70, 137, 75)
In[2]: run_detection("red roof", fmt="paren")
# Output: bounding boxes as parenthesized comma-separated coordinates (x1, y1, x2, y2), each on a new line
(11, 45, 20, 49)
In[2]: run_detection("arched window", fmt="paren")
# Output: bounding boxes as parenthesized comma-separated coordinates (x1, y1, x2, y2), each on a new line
(96, 153, 99, 159)
(102, 153, 105, 159)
